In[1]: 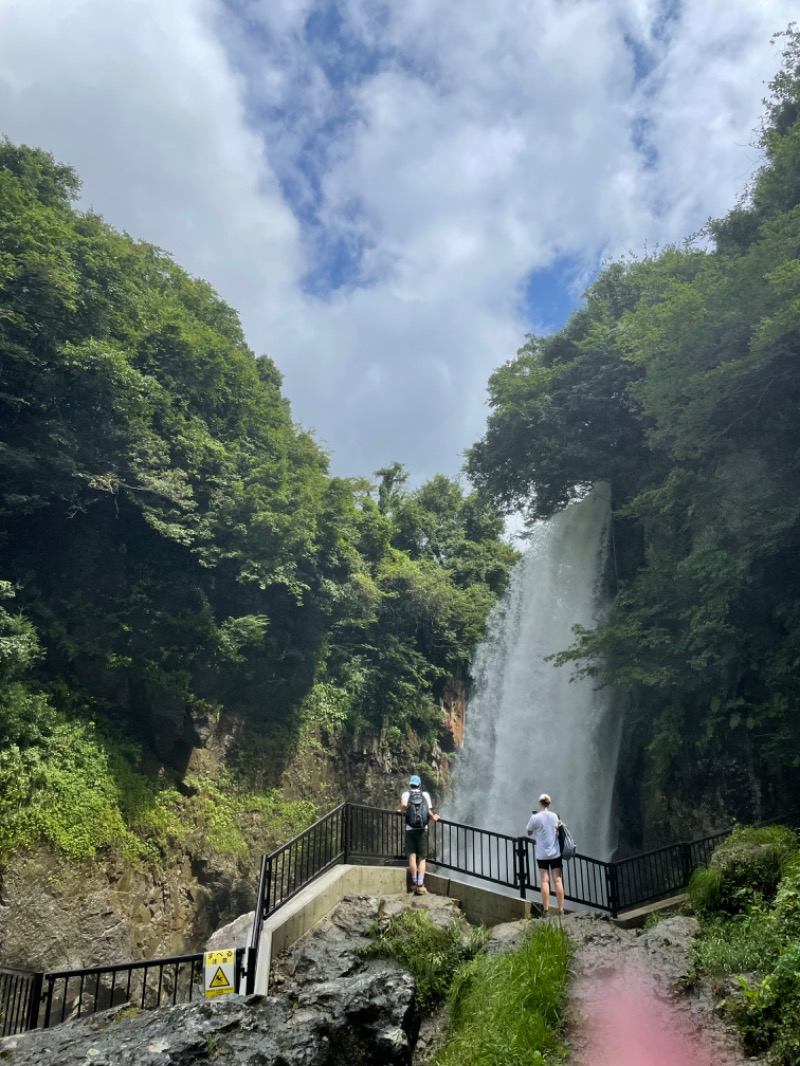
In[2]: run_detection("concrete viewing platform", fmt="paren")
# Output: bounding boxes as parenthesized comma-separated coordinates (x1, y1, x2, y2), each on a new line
(250, 861, 689, 993)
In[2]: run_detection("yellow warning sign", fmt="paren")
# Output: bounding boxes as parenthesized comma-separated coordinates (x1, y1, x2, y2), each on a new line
(204, 948, 236, 997)
(209, 967, 231, 989)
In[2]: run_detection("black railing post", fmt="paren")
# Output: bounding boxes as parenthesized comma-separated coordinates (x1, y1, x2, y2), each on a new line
(680, 841, 694, 888)
(606, 862, 620, 918)
(342, 803, 350, 864)
(514, 837, 528, 900)
(42, 976, 55, 1029)
(26, 972, 43, 1031)
(264, 857, 273, 918)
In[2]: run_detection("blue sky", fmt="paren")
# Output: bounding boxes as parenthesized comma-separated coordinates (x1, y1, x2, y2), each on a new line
(0, 0, 793, 483)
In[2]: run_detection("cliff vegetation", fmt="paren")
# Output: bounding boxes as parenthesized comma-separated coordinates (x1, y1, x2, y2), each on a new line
(0, 137, 516, 943)
(466, 29, 800, 842)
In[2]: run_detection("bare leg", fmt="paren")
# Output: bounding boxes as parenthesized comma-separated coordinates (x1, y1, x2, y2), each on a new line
(554, 869, 565, 913)
(418, 858, 427, 883)
(540, 870, 550, 915)
(409, 855, 418, 882)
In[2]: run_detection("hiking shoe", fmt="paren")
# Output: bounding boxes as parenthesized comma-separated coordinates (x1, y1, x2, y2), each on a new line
(540, 912, 549, 921)
(416, 885, 428, 894)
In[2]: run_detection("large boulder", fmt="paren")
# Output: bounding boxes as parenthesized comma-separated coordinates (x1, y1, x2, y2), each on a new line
(0, 968, 417, 1066)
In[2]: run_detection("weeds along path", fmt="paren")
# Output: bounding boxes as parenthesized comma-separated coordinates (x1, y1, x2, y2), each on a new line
(563, 914, 765, 1066)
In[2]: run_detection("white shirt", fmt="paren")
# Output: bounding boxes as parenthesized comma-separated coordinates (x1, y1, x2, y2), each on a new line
(526, 809, 560, 860)
(401, 790, 434, 831)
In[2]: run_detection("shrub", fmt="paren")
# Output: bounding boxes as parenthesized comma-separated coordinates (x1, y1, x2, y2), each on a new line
(727, 940, 800, 1063)
(359, 907, 487, 1011)
(773, 858, 800, 940)
(706, 825, 798, 914)
(688, 866, 724, 918)
(695, 855, 800, 1064)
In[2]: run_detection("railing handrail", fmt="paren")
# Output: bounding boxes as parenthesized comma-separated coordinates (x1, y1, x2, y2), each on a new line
(4, 802, 797, 1038)
(0, 965, 37, 978)
(613, 809, 800, 868)
(42, 951, 203, 981)
(267, 802, 347, 861)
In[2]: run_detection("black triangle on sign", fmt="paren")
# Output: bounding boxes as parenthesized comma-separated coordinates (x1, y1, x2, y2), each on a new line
(209, 966, 231, 989)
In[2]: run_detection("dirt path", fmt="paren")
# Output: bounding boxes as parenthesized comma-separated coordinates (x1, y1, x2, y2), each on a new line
(563, 914, 764, 1066)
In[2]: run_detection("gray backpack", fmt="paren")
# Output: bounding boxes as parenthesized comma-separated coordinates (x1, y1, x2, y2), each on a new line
(557, 819, 577, 861)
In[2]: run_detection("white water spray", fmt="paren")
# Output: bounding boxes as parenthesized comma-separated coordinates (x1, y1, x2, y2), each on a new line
(447, 485, 620, 861)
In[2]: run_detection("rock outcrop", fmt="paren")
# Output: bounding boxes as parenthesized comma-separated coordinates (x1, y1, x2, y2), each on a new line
(0, 847, 216, 973)
(0, 976, 416, 1066)
(0, 892, 454, 1066)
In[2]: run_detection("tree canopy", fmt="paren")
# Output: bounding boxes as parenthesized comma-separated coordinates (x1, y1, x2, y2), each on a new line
(0, 139, 516, 863)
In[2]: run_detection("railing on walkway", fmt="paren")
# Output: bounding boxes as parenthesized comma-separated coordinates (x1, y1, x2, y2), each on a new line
(1, 947, 252, 1036)
(252, 804, 800, 928)
(40, 952, 208, 1028)
(0, 967, 42, 1037)
(4, 804, 798, 1039)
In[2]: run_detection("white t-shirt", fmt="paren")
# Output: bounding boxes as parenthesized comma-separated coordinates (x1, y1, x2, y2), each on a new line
(526, 809, 560, 860)
(401, 790, 433, 831)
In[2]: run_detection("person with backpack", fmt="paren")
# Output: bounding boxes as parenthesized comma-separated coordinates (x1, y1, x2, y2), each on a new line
(398, 774, 440, 895)
(526, 793, 565, 919)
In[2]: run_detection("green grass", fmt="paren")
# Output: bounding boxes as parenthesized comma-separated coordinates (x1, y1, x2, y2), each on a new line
(693, 909, 778, 979)
(433, 924, 571, 1066)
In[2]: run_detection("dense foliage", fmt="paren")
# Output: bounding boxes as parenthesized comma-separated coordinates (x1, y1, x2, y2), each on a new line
(691, 826, 800, 1065)
(466, 30, 800, 822)
(0, 141, 515, 865)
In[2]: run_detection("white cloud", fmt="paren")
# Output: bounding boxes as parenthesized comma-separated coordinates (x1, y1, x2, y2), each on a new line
(0, 0, 795, 482)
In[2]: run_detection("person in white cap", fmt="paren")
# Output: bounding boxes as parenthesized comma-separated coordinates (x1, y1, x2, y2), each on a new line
(398, 774, 440, 895)
(526, 793, 564, 919)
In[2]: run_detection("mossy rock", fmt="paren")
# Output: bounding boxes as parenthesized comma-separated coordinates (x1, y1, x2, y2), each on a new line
(705, 825, 799, 914)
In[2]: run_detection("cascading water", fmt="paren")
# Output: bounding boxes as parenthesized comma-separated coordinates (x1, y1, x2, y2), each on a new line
(446, 484, 620, 861)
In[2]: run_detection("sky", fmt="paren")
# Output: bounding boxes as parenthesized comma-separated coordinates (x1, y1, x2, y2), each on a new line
(0, 0, 795, 484)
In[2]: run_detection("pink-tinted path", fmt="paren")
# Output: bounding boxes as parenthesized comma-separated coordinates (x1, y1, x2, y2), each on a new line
(572, 963, 724, 1066)
(564, 915, 762, 1066)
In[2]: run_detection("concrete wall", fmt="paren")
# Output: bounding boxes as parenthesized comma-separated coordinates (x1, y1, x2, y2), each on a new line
(253, 863, 533, 993)
(425, 873, 532, 927)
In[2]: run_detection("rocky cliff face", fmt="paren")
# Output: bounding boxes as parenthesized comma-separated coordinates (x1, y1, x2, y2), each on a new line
(0, 686, 466, 974)
(614, 742, 764, 856)
(0, 847, 217, 973)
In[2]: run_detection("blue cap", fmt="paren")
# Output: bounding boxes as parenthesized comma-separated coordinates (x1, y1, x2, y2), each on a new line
(409, 774, 421, 787)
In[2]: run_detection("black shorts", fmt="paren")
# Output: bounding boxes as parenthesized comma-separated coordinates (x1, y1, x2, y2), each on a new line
(405, 828, 428, 859)
(537, 857, 562, 872)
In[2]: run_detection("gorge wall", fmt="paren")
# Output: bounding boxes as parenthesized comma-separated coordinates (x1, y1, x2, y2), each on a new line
(0, 683, 464, 974)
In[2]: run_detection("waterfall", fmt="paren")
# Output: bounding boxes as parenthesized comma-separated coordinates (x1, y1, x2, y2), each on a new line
(446, 484, 620, 861)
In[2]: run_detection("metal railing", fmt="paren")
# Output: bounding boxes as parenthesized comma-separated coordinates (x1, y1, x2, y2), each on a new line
(2, 947, 253, 1035)
(5, 804, 798, 1038)
(0, 967, 42, 1037)
(252, 803, 800, 926)
(40, 952, 207, 1028)
(260, 803, 346, 920)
